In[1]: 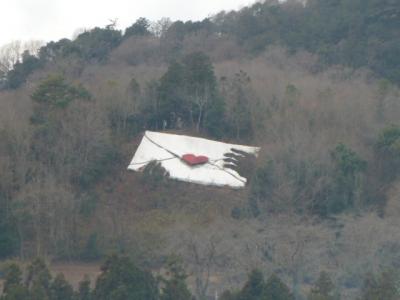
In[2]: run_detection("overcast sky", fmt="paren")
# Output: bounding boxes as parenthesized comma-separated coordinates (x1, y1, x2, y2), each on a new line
(1, 0, 255, 48)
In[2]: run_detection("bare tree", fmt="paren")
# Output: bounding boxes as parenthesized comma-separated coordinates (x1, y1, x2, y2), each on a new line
(72, 27, 88, 40)
(0, 41, 22, 74)
(0, 40, 43, 75)
(15, 177, 76, 258)
(185, 236, 217, 300)
(106, 18, 118, 30)
(190, 84, 212, 132)
(150, 18, 172, 38)
(23, 40, 44, 57)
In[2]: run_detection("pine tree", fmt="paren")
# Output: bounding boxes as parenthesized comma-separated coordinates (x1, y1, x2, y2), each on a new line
(26, 259, 52, 300)
(264, 274, 294, 300)
(50, 274, 74, 300)
(1, 264, 30, 300)
(93, 255, 159, 300)
(237, 269, 267, 300)
(75, 275, 92, 300)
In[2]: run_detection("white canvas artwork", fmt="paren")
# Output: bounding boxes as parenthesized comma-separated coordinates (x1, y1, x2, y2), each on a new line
(128, 131, 260, 188)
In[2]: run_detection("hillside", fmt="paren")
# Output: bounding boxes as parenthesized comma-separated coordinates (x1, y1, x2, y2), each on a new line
(1, 1, 400, 299)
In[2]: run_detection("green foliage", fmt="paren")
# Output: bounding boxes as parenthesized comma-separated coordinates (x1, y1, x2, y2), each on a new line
(203, 94, 226, 138)
(38, 39, 80, 60)
(79, 193, 98, 218)
(30, 75, 91, 153)
(6, 51, 43, 89)
(75, 145, 121, 189)
(31, 75, 90, 109)
(308, 272, 338, 300)
(50, 274, 74, 300)
(214, 0, 400, 84)
(76, 276, 92, 300)
(30, 75, 118, 189)
(3, 25, 121, 89)
(26, 259, 52, 300)
(1, 284, 30, 300)
(227, 270, 293, 300)
(360, 271, 400, 300)
(93, 255, 159, 300)
(2, 264, 23, 295)
(161, 257, 193, 300)
(231, 206, 246, 220)
(125, 18, 151, 37)
(285, 84, 300, 106)
(264, 274, 294, 300)
(236, 269, 267, 300)
(314, 144, 367, 216)
(74, 27, 122, 62)
(3, 0, 400, 90)
(137, 80, 161, 129)
(375, 125, 400, 180)
(81, 233, 101, 262)
(155, 52, 225, 136)
(1, 261, 76, 300)
(30, 75, 81, 163)
(222, 71, 254, 140)
(141, 161, 170, 190)
(160, 19, 215, 61)
(331, 144, 367, 177)
(183, 52, 224, 135)
(0, 199, 19, 258)
(107, 77, 144, 139)
(182, 52, 217, 94)
(157, 61, 186, 128)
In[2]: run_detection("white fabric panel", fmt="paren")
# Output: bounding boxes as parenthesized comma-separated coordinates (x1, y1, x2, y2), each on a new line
(128, 131, 260, 188)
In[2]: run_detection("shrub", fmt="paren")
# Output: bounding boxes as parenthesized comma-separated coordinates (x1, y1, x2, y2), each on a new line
(141, 161, 170, 190)
(375, 125, 400, 181)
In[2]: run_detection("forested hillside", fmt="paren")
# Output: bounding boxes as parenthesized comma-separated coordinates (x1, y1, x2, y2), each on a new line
(1, 0, 400, 299)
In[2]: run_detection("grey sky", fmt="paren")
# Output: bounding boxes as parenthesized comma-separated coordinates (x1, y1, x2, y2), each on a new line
(1, 0, 254, 48)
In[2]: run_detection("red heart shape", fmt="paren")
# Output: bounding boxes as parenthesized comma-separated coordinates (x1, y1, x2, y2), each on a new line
(182, 154, 209, 166)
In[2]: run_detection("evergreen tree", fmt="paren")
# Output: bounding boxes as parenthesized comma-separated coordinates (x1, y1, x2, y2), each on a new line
(50, 274, 74, 300)
(221, 71, 254, 140)
(182, 52, 224, 135)
(264, 274, 294, 300)
(308, 272, 338, 300)
(1, 285, 30, 300)
(73, 27, 122, 62)
(125, 18, 151, 37)
(161, 257, 193, 300)
(236, 269, 267, 300)
(2, 264, 23, 294)
(158, 61, 186, 128)
(75, 276, 92, 300)
(360, 271, 399, 300)
(375, 125, 400, 181)
(93, 255, 159, 300)
(0, 199, 19, 259)
(156, 52, 225, 136)
(1, 264, 30, 300)
(26, 258, 52, 300)
(30, 75, 91, 163)
(314, 143, 367, 216)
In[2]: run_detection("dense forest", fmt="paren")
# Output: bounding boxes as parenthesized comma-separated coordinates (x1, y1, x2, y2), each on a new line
(1, 255, 399, 300)
(1, 0, 400, 299)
